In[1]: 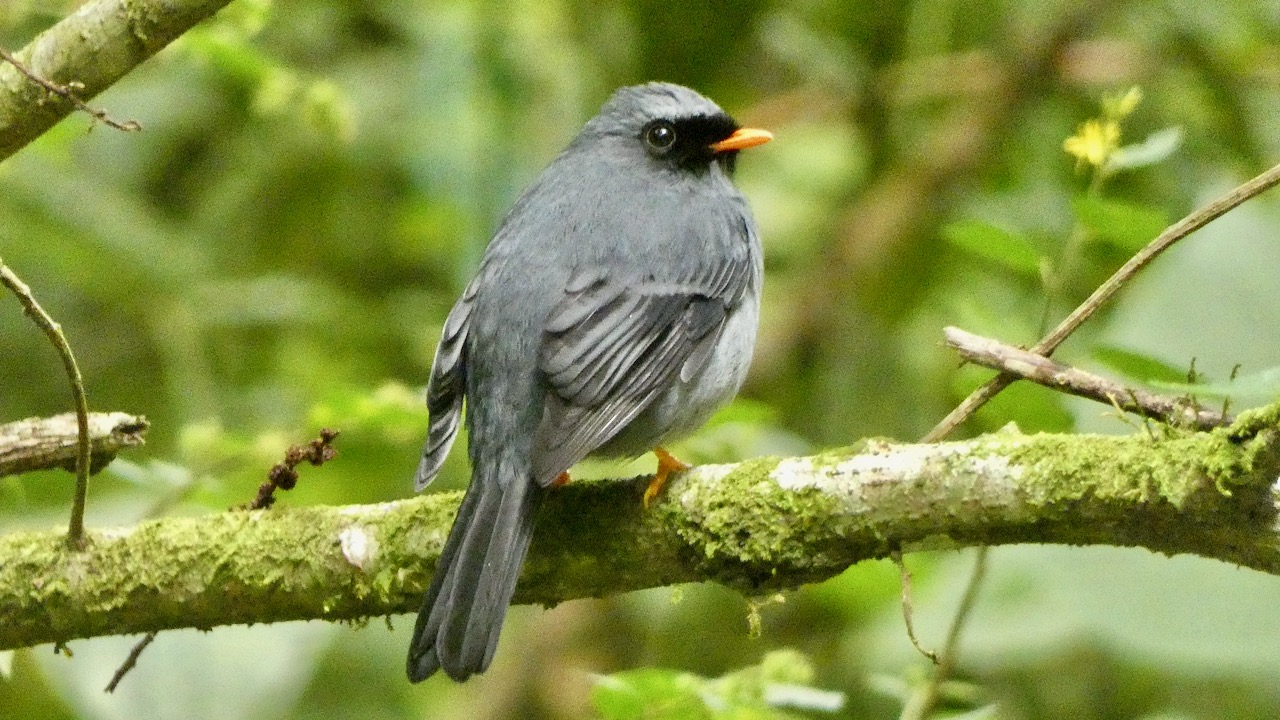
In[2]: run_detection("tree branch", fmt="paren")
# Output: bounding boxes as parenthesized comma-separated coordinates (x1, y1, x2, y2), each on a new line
(2, 259, 99, 547)
(943, 327, 1230, 431)
(3, 409, 1278, 652)
(0, 0, 235, 160)
(0, 412, 148, 478)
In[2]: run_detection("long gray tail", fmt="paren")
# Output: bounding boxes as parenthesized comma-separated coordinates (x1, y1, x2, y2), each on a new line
(406, 457, 544, 682)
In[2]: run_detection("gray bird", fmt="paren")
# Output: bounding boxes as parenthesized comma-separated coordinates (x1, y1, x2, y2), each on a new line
(406, 82, 772, 683)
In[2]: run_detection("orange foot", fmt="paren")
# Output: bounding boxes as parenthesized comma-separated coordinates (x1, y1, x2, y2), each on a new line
(643, 447, 690, 509)
(552, 471, 571, 488)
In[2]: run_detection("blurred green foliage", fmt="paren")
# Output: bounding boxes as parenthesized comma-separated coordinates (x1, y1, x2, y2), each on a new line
(593, 650, 848, 719)
(2, 0, 1280, 718)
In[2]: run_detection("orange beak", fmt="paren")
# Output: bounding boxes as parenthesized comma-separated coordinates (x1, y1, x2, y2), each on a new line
(710, 127, 773, 153)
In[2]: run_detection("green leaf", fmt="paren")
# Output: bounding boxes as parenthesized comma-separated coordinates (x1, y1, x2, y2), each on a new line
(1092, 349, 1280, 401)
(1092, 346, 1190, 384)
(942, 219, 1042, 278)
(1106, 126, 1184, 173)
(591, 669, 711, 720)
(1071, 196, 1168, 252)
(704, 397, 780, 427)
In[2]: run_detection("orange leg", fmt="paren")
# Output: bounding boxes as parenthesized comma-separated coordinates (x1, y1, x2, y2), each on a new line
(644, 447, 690, 508)
(552, 471, 572, 488)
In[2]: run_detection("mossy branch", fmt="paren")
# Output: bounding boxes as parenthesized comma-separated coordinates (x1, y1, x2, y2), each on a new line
(0, 0, 235, 160)
(3, 411, 1279, 652)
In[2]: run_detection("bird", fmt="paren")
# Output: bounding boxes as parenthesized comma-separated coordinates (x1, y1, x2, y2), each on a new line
(406, 82, 772, 683)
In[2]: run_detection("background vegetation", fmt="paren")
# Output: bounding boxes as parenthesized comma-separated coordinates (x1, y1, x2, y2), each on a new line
(2, 0, 1280, 717)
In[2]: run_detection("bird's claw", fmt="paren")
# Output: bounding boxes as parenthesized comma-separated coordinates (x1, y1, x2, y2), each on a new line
(644, 447, 690, 508)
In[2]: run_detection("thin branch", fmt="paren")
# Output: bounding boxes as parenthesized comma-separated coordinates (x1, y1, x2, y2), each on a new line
(900, 548, 989, 720)
(891, 552, 938, 665)
(943, 327, 1231, 430)
(0, 259, 93, 549)
(0, 412, 148, 478)
(1, 418, 1277, 653)
(103, 633, 155, 693)
(923, 160, 1280, 443)
(0, 47, 140, 132)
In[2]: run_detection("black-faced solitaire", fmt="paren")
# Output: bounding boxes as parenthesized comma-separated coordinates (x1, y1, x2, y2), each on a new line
(407, 82, 772, 682)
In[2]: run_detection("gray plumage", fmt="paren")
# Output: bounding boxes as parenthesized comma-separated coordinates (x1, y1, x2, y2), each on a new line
(407, 82, 766, 682)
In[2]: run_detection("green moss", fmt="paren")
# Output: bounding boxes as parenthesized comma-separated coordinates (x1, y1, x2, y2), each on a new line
(994, 420, 1280, 512)
(1000, 432, 1211, 509)
(1227, 401, 1280, 441)
(666, 455, 847, 572)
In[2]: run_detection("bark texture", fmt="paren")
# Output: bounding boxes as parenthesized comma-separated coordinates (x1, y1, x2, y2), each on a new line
(0, 412, 148, 478)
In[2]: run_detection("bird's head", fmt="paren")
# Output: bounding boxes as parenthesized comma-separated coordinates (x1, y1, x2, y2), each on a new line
(579, 82, 772, 176)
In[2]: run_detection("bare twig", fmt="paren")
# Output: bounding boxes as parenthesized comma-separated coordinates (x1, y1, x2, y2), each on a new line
(943, 327, 1232, 430)
(1, 0, 235, 160)
(0, 259, 93, 549)
(0, 46, 141, 132)
(923, 159, 1280, 443)
(0, 412, 148, 478)
(243, 428, 340, 511)
(103, 633, 156, 693)
(900, 549, 989, 720)
(892, 552, 939, 665)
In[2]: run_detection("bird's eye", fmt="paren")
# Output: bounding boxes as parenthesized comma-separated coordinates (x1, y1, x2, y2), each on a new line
(643, 121, 677, 152)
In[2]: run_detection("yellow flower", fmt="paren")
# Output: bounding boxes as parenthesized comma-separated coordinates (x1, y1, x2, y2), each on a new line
(1063, 119, 1120, 169)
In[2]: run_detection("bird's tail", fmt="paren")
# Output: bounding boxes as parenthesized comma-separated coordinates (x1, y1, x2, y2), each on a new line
(406, 454, 544, 682)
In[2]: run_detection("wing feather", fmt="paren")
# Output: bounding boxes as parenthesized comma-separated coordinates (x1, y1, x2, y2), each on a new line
(530, 252, 752, 485)
(414, 277, 481, 491)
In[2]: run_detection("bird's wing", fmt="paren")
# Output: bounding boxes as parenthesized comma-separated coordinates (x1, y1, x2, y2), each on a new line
(530, 247, 753, 486)
(414, 275, 480, 491)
